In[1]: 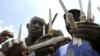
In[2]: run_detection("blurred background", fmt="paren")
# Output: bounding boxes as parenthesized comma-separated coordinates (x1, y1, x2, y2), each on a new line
(0, 0, 100, 40)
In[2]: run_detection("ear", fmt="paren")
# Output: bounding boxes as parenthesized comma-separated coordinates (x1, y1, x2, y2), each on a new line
(63, 13, 66, 21)
(27, 23, 29, 29)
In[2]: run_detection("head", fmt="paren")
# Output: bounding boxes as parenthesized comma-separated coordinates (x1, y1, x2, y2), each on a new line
(63, 9, 80, 33)
(63, 9, 80, 22)
(0, 30, 13, 44)
(27, 16, 46, 40)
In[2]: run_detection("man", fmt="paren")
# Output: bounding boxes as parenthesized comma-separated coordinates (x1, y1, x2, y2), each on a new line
(55, 9, 80, 56)
(25, 16, 46, 46)
(63, 9, 80, 33)
(55, 9, 100, 56)
(1, 16, 65, 56)
(0, 30, 13, 56)
(25, 16, 66, 56)
(0, 30, 13, 44)
(1, 16, 46, 56)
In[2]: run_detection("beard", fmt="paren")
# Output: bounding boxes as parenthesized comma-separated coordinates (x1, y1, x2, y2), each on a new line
(29, 31, 42, 40)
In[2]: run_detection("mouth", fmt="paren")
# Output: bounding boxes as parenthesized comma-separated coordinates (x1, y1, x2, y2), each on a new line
(31, 30, 40, 34)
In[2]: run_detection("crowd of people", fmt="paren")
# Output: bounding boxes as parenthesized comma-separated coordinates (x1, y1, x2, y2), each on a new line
(0, 0, 100, 56)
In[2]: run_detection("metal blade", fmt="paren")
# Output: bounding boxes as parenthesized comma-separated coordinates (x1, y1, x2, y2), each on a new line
(97, 7, 100, 12)
(87, 0, 91, 21)
(68, 13, 82, 46)
(59, 0, 68, 13)
(52, 13, 58, 24)
(59, 0, 69, 23)
(79, 0, 84, 15)
(79, 0, 86, 22)
(18, 24, 22, 41)
(49, 8, 52, 30)
(48, 8, 53, 35)
(43, 25, 45, 36)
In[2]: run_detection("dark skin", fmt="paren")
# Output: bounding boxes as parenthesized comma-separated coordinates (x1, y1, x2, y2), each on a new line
(93, 37, 100, 54)
(2, 16, 46, 56)
(34, 29, 65, 56)
(2, 16, 71, 56)
(70, 21, 100, 54)
(65, 9, 100, 54)
(0, 30, 13, 44)
(25, 17, 61, 56)
(2, 16, 64, 56)
(28, 18, 66, 56)
(63, 9, 80, 33)
(25, 16, 46, 46)
(25, 17, 68, 56)
(0, 30, 13, 52)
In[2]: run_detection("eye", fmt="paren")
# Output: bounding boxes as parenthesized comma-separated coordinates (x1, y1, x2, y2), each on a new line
(5, 37, 8, 40)
(31, 21, 37, 24)
(39, 22, 44, 27)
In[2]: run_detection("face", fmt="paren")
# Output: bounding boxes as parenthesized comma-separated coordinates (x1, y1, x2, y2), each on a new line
(27, 17, 45, 38)
(0, 36, 9, 44)
(0, 30, 13, 44)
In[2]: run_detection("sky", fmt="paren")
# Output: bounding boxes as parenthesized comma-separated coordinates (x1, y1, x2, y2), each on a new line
(0, 0, 100, 40)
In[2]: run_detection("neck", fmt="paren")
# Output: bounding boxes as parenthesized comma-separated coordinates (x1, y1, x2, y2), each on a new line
(25, 34, 41, 46)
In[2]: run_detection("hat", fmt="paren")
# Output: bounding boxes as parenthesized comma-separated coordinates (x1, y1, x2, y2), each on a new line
(63, 9, 80, 22)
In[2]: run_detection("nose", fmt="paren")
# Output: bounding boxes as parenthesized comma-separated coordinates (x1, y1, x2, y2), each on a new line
(4, 36, 9, 40)
(34, 23, 40, 28)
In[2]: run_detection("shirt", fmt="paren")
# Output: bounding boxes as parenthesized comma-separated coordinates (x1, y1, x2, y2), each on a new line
(55, 40, 100, 56)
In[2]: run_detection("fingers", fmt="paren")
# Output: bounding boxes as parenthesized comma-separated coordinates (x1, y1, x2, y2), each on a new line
(2, 41, 9, 52)
(2, 39, 23, 56)
(1, 38, 30, 56)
